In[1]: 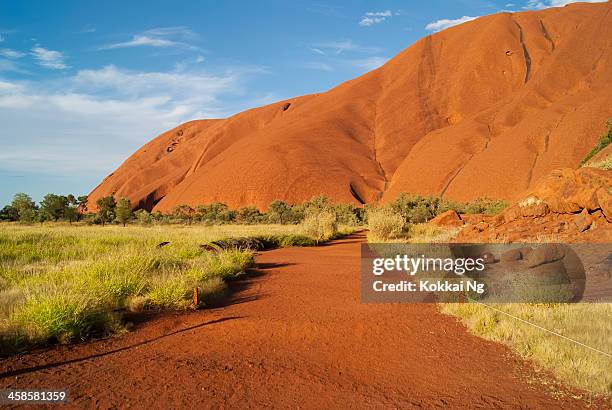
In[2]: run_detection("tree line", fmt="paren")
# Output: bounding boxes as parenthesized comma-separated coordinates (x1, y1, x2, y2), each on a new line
(1, 192, 507, 227)
(0, 193, 366, 226)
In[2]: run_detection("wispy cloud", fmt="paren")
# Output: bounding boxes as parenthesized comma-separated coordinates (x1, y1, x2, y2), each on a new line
(523, 0, 606, 9)
(0, 35, 4, 43)
(309, 40, 382, 55)
(100, 26, 201, 51)
(359, 10, 393, 27)
(425, 16, 477, 32)
(0, 49, 25, 59)
(30, 46, 69, 70)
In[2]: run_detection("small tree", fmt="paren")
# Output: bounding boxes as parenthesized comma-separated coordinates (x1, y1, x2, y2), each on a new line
(303, 195, 332, 216)
(11, 193, 37, 223)
(96, 195, 116, 226)
(39, 193, 69, 222)
(115, 197, 133, 227)
(267, 200, 293, 224)
(64, 195, 79, 223)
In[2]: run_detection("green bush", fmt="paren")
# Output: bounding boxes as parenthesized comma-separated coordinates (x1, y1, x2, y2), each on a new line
(235, 206, 265, 224)
(389, 194, 440, 223)
(367, 208, 405, 241)
(134, 209, 153, 225)
(196, 203, 235, 224)
(301, 211, 338, 243)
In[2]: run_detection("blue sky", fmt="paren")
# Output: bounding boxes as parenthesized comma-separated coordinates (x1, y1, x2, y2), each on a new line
(0, 0, 604, 206)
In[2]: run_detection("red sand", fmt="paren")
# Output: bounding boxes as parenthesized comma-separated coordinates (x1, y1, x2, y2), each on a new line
(88, 2, 612, 212)
(1, 233, 607, 408)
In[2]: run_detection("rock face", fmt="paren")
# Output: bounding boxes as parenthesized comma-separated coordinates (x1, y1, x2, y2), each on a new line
(88, 2, 612, 213)
(455, 167, 612, 243)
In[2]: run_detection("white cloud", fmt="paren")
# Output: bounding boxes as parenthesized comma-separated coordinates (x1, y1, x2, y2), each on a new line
(425, 16, 477, 32)
(30, 46, 69, 69)
(0, 49, 26, 59)
(350, 56, 389, 71)
(309, 47, 327, 56)
(0, 35, 4, 42)
(100, 26, 201, 51)
(359, 10, 393, 26)
(310, 40, 382, 55)
(0, 65, 266, 176)
(196, 55, 205, 63)
(523, 0, 606, 9)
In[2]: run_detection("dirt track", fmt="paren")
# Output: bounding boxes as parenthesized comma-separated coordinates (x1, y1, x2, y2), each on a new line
(0, 233, 602, 408)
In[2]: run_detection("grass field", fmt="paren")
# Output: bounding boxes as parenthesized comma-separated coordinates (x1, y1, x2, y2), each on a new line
(0, 223, 349, 351)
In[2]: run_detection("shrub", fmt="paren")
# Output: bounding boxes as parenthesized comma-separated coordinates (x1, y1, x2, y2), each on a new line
(303, 195, 333, 216)
(460, 198, 508, 216)
(267, 200, 294, 224)
(134, 209, 153, 225)
(389, 194, 440, 224)
(172, 204, 195, 224)
(301, 211, 338, 243)
(367, 208, 405, 241)
(235, 206, 265, 224)
(195, 203, 235, 224)
(334, 203, 361, 225)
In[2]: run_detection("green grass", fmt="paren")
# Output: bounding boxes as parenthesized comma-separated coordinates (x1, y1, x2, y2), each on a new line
(0, 223, 351, 351)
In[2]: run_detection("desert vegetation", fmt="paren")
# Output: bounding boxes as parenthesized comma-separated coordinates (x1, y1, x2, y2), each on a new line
(0, 192, 363, 352)
(0, 221, 358, 352)
(366, 194, 506, 241)
(442, 302, 611, 395)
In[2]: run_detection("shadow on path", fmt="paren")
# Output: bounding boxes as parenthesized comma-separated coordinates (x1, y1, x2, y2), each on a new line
(0, 316, 242, 380)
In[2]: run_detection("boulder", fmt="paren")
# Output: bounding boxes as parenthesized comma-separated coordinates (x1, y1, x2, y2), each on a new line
(525, 244, 565, 268)
(573, 209, 593, 232)
(596, 187, 612, 222)
(430, 210, 462, 227)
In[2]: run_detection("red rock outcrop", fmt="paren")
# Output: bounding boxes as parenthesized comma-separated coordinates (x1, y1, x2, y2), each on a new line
(88, 2, 612, 213)
(454, 167, 612, 243)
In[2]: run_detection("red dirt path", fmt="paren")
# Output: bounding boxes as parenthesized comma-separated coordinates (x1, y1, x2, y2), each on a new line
(0, 233, 604, 408)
